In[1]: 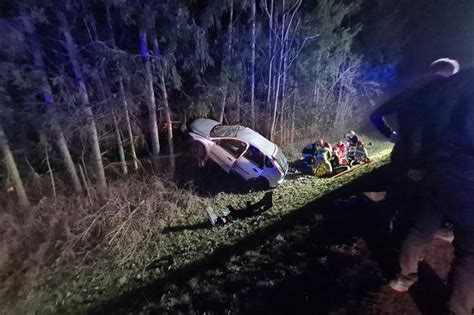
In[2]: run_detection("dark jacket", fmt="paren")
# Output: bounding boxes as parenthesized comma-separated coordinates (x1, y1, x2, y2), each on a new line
(420, 68, 474, 181)
(370, 77, 448, 169)
(302, 144, 317, 156)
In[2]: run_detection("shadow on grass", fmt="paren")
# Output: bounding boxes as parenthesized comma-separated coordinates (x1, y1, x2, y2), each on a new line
(87, 164, 440, 314)
(162, 222, 210, 234)
(164, 192, 274, 234)
(174, 156, 254, 196)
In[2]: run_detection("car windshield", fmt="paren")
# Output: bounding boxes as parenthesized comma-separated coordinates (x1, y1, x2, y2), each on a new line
(210, 125, 242, 138)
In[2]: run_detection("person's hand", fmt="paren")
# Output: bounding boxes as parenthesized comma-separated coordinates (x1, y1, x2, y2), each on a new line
(407, 169, 425, 182)
(389, 131, 398, 143)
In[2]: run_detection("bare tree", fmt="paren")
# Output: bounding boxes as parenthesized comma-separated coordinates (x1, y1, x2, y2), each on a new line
(105, 6, 139, 172)
(119, 78, 139, 171)
(82, 5, 128, 176)
(218, 0, 234, 123)
(151, 34, 175, 172)
(139, 27, 161, 167)
(56, 11, 107, 188)
(250, 0, 257, 129)
(268, 0, 302, 141)
(0, 125, 29, 206)
(263, 0, 275, 117)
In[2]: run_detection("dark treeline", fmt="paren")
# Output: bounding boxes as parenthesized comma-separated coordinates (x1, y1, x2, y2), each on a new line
(0, 0, 404, 205)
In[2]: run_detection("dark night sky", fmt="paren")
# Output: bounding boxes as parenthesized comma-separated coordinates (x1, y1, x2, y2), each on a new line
(400, 0, 474, 76)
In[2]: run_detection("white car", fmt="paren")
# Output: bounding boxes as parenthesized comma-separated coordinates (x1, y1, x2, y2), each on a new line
(188, 118, 288, 188)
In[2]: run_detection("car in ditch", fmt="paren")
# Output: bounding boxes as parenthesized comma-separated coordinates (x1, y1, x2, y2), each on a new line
(188, 118, 289, 189)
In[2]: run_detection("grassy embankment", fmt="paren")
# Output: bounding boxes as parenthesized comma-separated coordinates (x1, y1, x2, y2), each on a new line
(1, 138, 392, 314)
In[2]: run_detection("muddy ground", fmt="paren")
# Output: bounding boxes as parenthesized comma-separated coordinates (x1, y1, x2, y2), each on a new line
(84, 158, 455, 315)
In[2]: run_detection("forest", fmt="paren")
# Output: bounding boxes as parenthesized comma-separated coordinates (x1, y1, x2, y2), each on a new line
(0, 0, 426, 313)
(0, 0, 404, 205)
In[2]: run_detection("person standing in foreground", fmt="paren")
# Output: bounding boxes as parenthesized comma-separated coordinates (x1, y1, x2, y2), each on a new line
(369, 58, 459, 237)
(389, 68, 474, 315)
(371, 58, 459, 178)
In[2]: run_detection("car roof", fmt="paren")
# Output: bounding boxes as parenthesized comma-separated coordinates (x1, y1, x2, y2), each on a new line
(233, 127, 277, 156)
(189, 118, 277, 156)
(189, 118, 221, 138)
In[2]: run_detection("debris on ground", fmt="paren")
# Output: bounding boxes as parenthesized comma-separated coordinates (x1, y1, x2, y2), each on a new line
(207, 191, 274, 226)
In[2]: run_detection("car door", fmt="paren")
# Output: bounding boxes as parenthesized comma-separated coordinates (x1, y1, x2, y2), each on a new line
(232, 145, 265, 181)
(209, 138, 247, 172)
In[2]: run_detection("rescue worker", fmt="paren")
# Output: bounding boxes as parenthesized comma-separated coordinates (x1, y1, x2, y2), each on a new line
(312, 141, 333, 177)
(334, 140, 348, 162)
(302, 140, 323, 165)
(346, 131, 359, 147)
(331, 146, 342, 167)
(353, 140, 370, 164)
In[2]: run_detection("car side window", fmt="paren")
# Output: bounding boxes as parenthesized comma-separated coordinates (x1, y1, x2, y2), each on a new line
(215, 139, 247, 158)
(265, 156, 274, 168)
(243, 145, 265, 169)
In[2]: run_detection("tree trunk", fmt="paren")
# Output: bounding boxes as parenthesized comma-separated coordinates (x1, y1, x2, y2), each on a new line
(84, 6, 129, 176)
(312, 63, 319, 118)
(219, 0, 234, 123)
(291, 64, 298, 145)
(236, 92, 241, 123)
(280, 34, 288, 144)
(83, 106, 106, 187)
(269, 0, 285, 141)
(266, 0, 275, 112)
(218, 89, 228, 123)
(113, 112, 128, 175)
(21, 12, 83, 193)
(119, 78, 139, 171)
(41, 134, 56, 200)
(151, 35, 175, 172)
(269, 53, 282, 141)
(108, 88, 128, 176)
(96, 6, 131, 175)
(250, 0, 256, 129)
(56, 130, 83, 192)
(93, 70, 128, 176)
(0, 126, 29, 207)
(139, 28, 161, 165)
(57, 11, 107, 188)
(105, 3, 116, 48)
(291, 83, 297, 145)
(158, 75, 175, 171)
